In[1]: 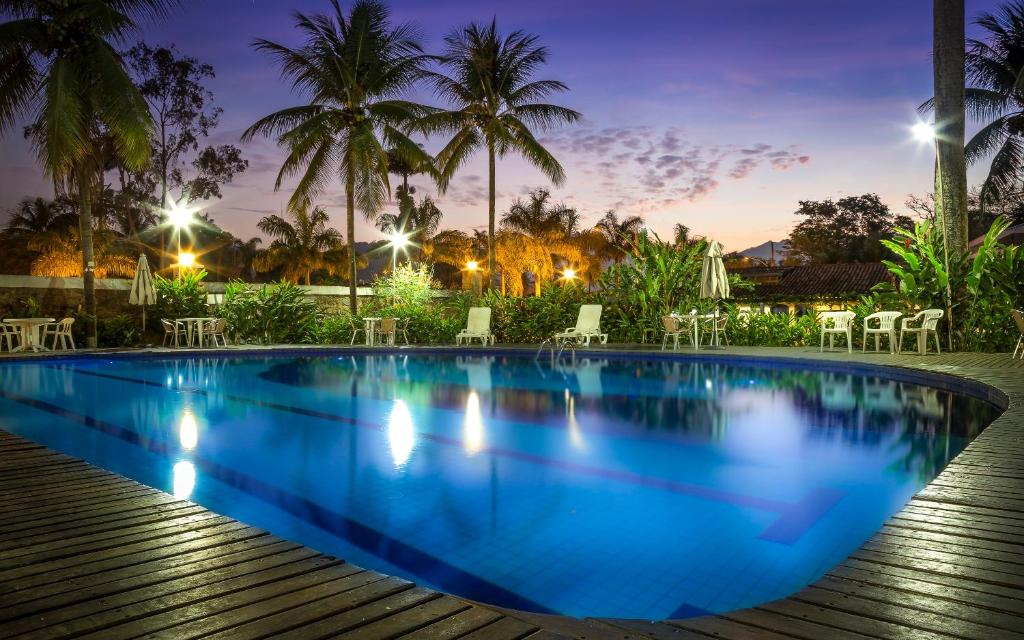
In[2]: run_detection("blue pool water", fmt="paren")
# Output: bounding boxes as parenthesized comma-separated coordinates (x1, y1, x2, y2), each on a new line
(0, 351, 999, 619)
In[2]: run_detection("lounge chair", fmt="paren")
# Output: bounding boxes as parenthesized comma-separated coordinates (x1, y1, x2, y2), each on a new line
(899, 309, 943, 355)
(819, 311, 855, 353)
(1011, 309, 1023, 359)
(456, 307, 494, 346)
(862, 311, 902, 354)
(555, 304, 608, 347)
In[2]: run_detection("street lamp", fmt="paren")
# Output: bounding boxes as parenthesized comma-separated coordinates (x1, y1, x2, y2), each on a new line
(164, 198, 197, 280)
(912, 119, 954, 350)
(562, 268, 576, 281)
(177, 251, 197, 270)
(466, 260, 481, 295)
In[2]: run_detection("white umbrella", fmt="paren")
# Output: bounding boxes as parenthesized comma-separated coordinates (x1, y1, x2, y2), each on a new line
(129, 254, 156, 331)
(700, 240, 730, 348)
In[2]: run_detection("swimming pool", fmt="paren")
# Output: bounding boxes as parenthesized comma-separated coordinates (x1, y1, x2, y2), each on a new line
(0, 350, 1000, 619)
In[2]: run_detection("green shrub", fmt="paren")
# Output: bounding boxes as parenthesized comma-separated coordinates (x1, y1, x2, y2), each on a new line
(311, 315, 356, 344)
(219, 280, 318, 344)
(483, 284, 593, 343)
(152, 270, 209, 324)
(727, 310, 818, 347)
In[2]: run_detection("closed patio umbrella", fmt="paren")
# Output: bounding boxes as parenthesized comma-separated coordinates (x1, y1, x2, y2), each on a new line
(700, 240, 730, 348)
(129, 254, 156, 331)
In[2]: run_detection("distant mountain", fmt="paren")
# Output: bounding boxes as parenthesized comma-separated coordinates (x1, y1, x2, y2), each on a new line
(737, 240, 789, 264)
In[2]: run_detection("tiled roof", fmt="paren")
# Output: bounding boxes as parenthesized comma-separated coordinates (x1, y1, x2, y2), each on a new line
(734, 262, 892, 300)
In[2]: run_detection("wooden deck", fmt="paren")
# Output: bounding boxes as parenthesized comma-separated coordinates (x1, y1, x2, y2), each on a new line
(1, 346, 1022, 639)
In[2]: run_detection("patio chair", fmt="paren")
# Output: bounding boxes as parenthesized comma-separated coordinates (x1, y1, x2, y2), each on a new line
(375, 317, 398, 346)
(397, 317, 411, 345)
(161, 318, 187, 347)
(203, 318, 228, 347)
(456, 307, 494, 346)
(862, 311, 902, 354)
(0, 321, 20, 352)
(661, 313, 698, 350)
(42, 317, 76, 351)
(555, 304, 608, 347)
(701, 313, 729, 347)
(1011, 309, 1024, 359)
(819, 311, 856, 353)
(899, 309, 943, 355)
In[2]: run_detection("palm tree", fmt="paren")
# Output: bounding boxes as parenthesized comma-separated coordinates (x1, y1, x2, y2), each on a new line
(0, 0, 160, 347)
(5, 197, 77, 234)
(424, 20, 581, 289)
(242, 0, 433, 313)
(29, 227, 136, 278)
(387, 146, 429, 194)
(499, 188, 581, 294)
(254, 205, 345, 286)
(595, 210, 644, 262)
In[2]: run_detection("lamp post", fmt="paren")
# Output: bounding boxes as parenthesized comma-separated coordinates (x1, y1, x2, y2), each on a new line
(165, 198, 195, 280)
(913, 120, 955, 351)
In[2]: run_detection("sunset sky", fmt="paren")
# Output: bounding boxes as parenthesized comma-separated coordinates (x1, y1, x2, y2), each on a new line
(0, 0, 1002, 252)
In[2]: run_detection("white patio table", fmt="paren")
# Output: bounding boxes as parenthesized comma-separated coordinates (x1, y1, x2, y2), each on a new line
(3, 318, 56, 353)
(177, 317, 217, 348)
(362, 317, 381, 346)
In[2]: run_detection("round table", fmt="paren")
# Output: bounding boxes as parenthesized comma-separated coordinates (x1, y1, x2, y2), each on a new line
(3, 318, 56, 353)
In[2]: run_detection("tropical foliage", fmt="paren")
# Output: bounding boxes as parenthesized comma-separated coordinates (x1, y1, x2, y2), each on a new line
(254, 205, 345, 285)
(153, 269, 209, 321)
(424, 19, 581, 287)
(242, 0, 434, 313)
(218, 280, 319, 344)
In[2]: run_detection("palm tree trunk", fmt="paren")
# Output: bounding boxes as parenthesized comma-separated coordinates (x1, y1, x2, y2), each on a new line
(77, 167, 98, 348)
(488, 141, 497, 290)
(346, 166, 358, 315)
(934, 0, 967, 350)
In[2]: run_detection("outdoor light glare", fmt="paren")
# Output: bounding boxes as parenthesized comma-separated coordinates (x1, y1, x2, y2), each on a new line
(466, 260, 478, 271)
(166, 200, 195, 229)
(179, 409, 198, 451)
(388, 231, 410, 249)
(562, 268, 576, 280)
(178, 252, 196, 268)
(172, 460, 196, 499)
(387, 399, 415, 468)
(912, 121, 936, 143)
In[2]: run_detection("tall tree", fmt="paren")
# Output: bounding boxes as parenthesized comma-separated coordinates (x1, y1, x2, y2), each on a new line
(786, 194, 913, 263)
(243, 0, 433, 313)
(424, 20, 581, 289)
(254, 205, 343, 285)
(933, 0, 969, 254)
(500, 188, 581, 294)
(0, 0, 162, 347)
(5, 197, 77, 234)
(375, 184, 443, 262)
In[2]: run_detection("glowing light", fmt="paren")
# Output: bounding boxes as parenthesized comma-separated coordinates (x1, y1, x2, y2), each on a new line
(172, 460, 196, 499)
(466, 260, 478, 271)
(562, 268, 576, 280)
(566, 395, 585, 450)
(463, 391, 485, 455)
(705, 378, 713, 391)
(387, 399, 415, 468)
(912, 121, 936, 143)
(177, 252, 196, 268)
(388, 231, 410, 250)
(165, 200, 196, 229)
(179, 409, 198, 451)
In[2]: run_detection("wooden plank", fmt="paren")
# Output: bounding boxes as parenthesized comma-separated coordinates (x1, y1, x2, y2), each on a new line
(791, 586, 1021, 640)
(37, 557, 354, 640)
(396, 605, 503, 639)
(0, 539, 303, 624)
(757, 598, 952, 640)
(322, 594, 469, 640)
(0, 489, 180, 532)
(271, 587, 440, 640)
(457, 616, 540, 640)
(671, 615, 804, 640)
(140, 568, 387, 640)
(591, 618, 710, 639)
(0, 501, 200, 546)
(200, 575, 415, 640)
(721, 608, 874, 640)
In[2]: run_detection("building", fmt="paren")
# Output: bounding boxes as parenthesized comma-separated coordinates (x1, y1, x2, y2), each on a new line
(731, 262, 892, 315)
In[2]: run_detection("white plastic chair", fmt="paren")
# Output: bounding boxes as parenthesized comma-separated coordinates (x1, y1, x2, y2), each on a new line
(0, 322, 21, 352)
(899, 309, 944, 355)
(456, 307, 494, 346)
(862, 311, 902, 354)
(555, 304, 608, 347)
(42, 317, 76, 351)
(1013, 309, 1024, 360)
(819, 311, 855, 353)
